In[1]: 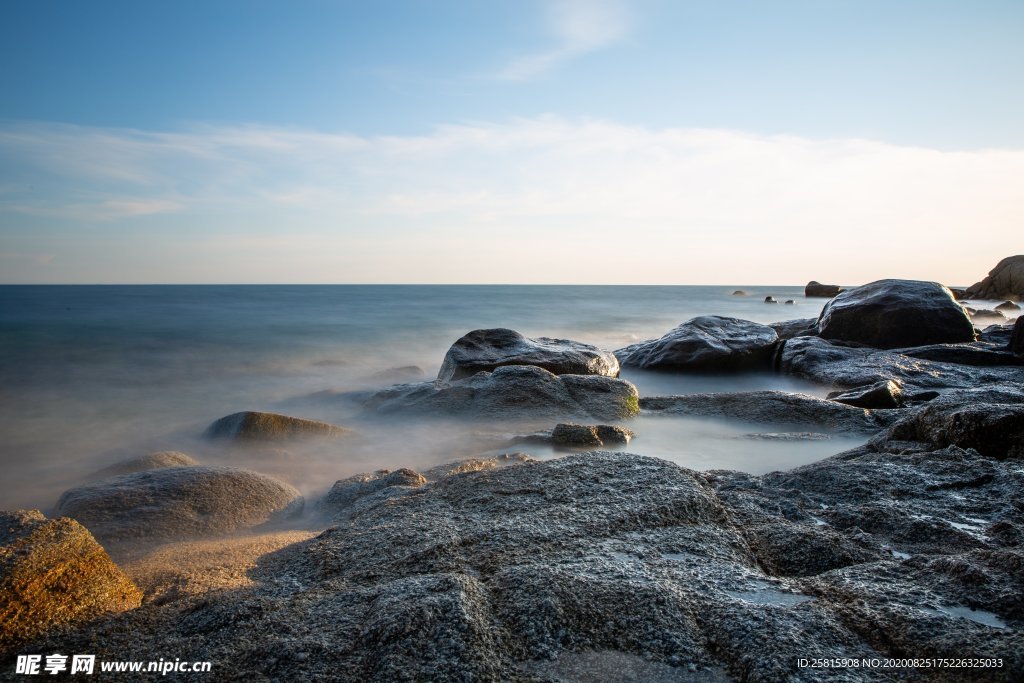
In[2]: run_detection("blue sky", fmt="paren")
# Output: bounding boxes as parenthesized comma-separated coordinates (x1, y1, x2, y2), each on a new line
(1, 0, 1022, 284)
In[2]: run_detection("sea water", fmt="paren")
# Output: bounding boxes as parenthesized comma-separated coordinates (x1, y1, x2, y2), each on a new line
(0, 285, 861, 510)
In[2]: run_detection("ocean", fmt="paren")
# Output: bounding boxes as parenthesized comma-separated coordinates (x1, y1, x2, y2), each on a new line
(0, 285, 860, 511)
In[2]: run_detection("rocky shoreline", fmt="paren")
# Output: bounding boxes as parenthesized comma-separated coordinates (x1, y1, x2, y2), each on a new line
(2, 270, 1023, 681)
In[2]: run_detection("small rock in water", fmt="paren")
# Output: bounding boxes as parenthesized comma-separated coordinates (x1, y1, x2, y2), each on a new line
(732, 290, 747, 296)
(89, 451, 198, 480)
(784, 299, 796, 305)
(552, 423, 635, 448)
(764, 296, 778, 303)
(805, 281, 844, 297)
(204, 411, 351, 442)
(995, 300, 1020, 313)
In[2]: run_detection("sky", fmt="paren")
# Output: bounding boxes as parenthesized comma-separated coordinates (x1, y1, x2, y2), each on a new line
(1, 0, 1022, 285)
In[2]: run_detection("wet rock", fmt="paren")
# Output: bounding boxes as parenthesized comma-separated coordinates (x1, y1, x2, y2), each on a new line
(827, 379, 905, 409)
(1012, 317, 1024, 357)
(732, 290, 747, 296)
(979, 323, 1015, 347)
(948, 287, 967, 300)
(363, 366, 640, 421)
(769, 318, 817, 341)
(778, 335, 1023, 391)
(437, 328, 619, 385)
(892, 343, 1024, 367)
(640, 390, 889, 433)
(966, 254, 1024, 299)
(996, 300, 1021, 314)
(89, 451, 198, 480)
(616, 316, 778, 372)
(877, 400, 1024, 460)
(805, 281, 843, 298)
(784, 300, 795, 305)
(551, 423, 634, 448)
(968, 307, 1007, 325)
(421, 453, 535, 481)
(0, 510, 141, 651)
(55, 466, 304, 544)
(764, 296, 778, 303)
(816, 279, 975, 349)
(205, 411, 351, 442)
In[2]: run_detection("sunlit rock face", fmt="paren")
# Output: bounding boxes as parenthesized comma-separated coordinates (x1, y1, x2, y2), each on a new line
(437, 328, 620, 385)
(0, 509, 142, 652)
(616, 316, 779, 372)
(816, 279, 975, 350)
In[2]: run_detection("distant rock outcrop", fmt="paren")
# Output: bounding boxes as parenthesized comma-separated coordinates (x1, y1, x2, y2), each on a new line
(437, 328, 619, 385)
(56, 466, 304, 544)
(816, 279, 975, 349)
(0, 510, 141, 651)
(966, 255, 1024, 300)
(804, 281, 844, 297)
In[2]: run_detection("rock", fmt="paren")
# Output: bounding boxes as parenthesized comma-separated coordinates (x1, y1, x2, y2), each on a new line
(55, 466, 304, 544)
(363, 365, 640, 421)
(784, 299, 795, 305)
(436, 328, 619, 385)
(616, 316, 778, 372)
(21, 452, 1024, 680)
(966, 255, 1024, 299)
(877, 400, 1024, 460)
(89, 451, 198, 480)
(996, 300, 1021, 314)
(731, 290, 747, 296)
(892, 343, 1024, 367)
(947, 287, 967, 300)
(968, 307, 1007, 324)
(421, 454, 535, 481)
(0, 510, 142, 651)
(318, 469, 427, 519)
(204, 411, 350, 442)
(827, 380, 905, 409)
(769, 318, 817, 341)
(816, 279, 976, 349)
(764, 296, 778, 303)
(640, 390, 889, 433)
(551, 423, 634, 448)
(979, 323, 1016, 347)
(778, 335, 1024, 391)
(805, 281, 844, 297)
(1012, 317, 1024, 357)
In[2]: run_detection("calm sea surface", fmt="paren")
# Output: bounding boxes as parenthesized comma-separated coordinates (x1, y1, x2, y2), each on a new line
(0, 285, 858, 510)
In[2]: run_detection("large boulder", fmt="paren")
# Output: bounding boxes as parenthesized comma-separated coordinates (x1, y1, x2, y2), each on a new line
(55, 466, 304, 544)
(616, 316, 778, 372)
(437, 328, 619, 385)
(804, 281, 843, 297)
(816, 279, 975, 349)
(205, 411, 350, 442)
(1, 510, 141, 651)
(363, 365, 640, 421)
(966, 255, 1024, 300)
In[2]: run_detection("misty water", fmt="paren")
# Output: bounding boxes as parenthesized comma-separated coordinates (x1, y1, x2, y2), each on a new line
(1, 285, 865, 511)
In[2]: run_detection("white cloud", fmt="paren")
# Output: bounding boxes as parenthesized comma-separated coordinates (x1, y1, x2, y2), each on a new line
(1, 117, 1022, 284)
(496, 0, 632, 80)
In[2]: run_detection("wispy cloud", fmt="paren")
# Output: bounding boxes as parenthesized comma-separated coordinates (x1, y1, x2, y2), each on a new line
(1, 117, 1022, 284)
(496, 0, 632, 80)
